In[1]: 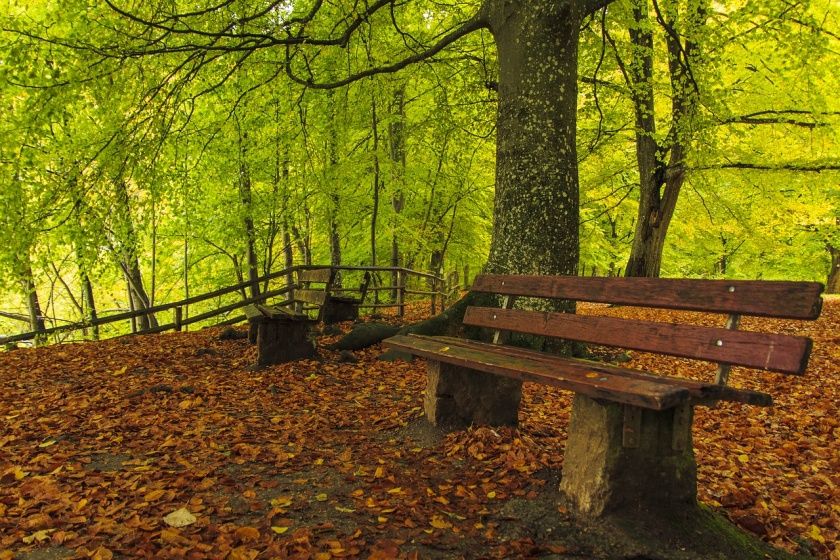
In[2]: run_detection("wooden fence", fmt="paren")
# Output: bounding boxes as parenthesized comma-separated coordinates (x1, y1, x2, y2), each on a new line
(0, 265, 461, 347)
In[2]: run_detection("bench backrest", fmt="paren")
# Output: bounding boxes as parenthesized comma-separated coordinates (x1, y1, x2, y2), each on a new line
(466, 274, 823, 376)
(293, 267, 336, 308)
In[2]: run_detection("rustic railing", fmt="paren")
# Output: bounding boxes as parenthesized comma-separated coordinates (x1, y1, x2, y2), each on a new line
(0, 265, 459, 346)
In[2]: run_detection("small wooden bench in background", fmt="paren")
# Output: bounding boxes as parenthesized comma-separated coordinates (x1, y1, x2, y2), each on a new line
(292, 268, 371, 324)
(384, 274, 823, 517)
(244, 304, 316, 366)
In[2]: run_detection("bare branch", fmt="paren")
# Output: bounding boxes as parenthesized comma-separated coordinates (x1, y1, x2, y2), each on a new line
(284, 15, 488, 90)
(695, 162, 840, 173)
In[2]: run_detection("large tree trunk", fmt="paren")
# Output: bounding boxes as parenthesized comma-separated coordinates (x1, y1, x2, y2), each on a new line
(423, 1, 587, 429)
(485, 2, 581, 280)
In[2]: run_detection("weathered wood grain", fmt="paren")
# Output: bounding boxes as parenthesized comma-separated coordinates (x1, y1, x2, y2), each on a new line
(384, 334, 773, 410)
(464, 307, 812, 374)
(414, 335, 773, 407)
(471, 275, 824, 319)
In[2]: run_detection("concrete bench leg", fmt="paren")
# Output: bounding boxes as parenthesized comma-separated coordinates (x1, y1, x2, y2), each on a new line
(323, 298, 359, 324)
(559, 394, 697, 518)
(424, 361, 522, 428)
(257, 318, 316, 366)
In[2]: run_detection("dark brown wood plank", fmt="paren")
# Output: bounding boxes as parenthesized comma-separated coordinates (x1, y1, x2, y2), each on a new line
(420, 335, 773, 407)
(463, 307, 812, 375)
(295, 289, 328, 305)
(299, 268, 333, 284)
(384, 335, 696, 410)
(470, 275, 824, 320)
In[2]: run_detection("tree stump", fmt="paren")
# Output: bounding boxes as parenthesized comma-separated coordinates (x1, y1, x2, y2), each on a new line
(423, 361, 522, 428)
(249, 306, 317, 367)
(559, 394, 697, 518)
(322, 296, 360, 324)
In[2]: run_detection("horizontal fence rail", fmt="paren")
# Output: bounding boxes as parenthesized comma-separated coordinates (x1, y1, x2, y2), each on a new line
(1, 265, 461, 347)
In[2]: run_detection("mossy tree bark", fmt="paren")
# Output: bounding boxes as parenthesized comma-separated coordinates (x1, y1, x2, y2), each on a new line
(422, 1, 601, 429)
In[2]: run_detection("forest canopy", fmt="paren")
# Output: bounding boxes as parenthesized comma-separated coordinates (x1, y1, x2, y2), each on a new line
(0, 0, 838, 338)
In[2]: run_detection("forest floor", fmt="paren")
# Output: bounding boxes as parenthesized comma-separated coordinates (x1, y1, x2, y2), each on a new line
(0, 300, 837, 560)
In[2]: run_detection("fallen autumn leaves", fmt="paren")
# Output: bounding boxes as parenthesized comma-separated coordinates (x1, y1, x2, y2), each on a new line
(0, 300, 837, 559)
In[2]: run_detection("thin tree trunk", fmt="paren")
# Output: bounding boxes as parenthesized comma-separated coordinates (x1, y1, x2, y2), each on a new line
(114, 180, 158, 330)
(239, 159, 261, 301)
(21, 262, 46, 345)
(389, 87, 407, 302)
(371, 96, 381, 269)
(624, 0, 703, 277)
(323, 89, 343, 284)
(80, 269, 99, 340)
(827, 243, 840, 294)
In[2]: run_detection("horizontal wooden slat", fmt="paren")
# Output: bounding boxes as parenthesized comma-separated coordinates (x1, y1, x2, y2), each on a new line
(423, 335, 772, 407)
(295, 289, 327, 305)
(243, 304, 264, 320)
(464, 307, 812, 375)
(471, 275, 824, 319)
(299, 268, 333, 283)
(384, 334, 772, 410)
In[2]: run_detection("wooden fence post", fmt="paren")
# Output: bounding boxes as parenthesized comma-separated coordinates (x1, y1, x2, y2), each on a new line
(174, 306, 183, 332)
(397, 270, 405, 317)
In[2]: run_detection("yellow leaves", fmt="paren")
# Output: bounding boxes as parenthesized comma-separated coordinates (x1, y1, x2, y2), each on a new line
(37, 439, 56, 448)
(178, 397, 203, 409)
(21, 529, 53, 544)
(270, 496, 293, 508)
(486, 490, 496, 499)
(806, 524, 825, 544)
(270, 526, 290, 535)
(429, 516, 451, 530)
(737, 454, 750, 464)
(334, 506, 355, 513)
(163, 508, 196, 527)
(2, 466, 28, 481)
(0, 551, 14, 560)
(143, 489, 165, 502)
(90, 547, 114, 560)
(227, 547, 258, 560)
(314, 493, 328, 502)
(112, 366, 127, 376)
(386, 487, 403, 495)
(374, 466, 385, 478)
(160, 528, 192, 546)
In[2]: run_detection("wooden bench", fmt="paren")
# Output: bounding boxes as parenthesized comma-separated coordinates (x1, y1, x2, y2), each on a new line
(384, 274, 823, 516)
(244, 304, 316, 366)
(291, 268, 371, 324)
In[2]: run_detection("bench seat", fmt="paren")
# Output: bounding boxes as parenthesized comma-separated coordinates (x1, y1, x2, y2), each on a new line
(385, 334, 772, 411)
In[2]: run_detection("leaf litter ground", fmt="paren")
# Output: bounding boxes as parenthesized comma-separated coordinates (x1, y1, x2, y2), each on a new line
(0, 301, 837, 560)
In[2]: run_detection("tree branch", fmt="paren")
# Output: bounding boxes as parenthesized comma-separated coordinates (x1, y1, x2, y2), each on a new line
(284, 15, 488, 90)
(695, 162, 840, 173)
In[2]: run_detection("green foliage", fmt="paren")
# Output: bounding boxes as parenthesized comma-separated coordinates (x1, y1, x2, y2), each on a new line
(0, 0, 837, 336)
